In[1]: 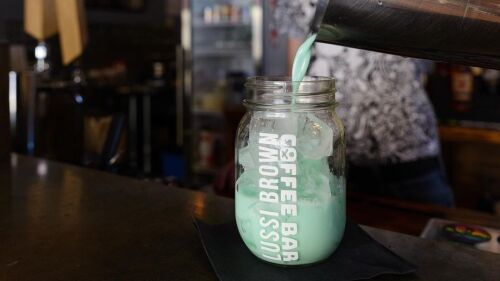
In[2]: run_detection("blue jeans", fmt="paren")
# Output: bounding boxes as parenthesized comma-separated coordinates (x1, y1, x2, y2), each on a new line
(349, 158, 454, 207)
(381, 170, 454, 207)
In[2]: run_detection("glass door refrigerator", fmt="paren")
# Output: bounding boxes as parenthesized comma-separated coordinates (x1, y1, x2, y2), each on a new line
(180, 0, 264, 187)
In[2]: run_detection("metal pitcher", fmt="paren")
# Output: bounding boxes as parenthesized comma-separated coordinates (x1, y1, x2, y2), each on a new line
(312, 0, 500, 69)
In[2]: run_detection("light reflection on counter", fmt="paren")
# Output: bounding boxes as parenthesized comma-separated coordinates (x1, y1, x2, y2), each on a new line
(190, 191, 207, 219)
(11, 154, 18, 167)
(36, 161, 48, 177)
(23, 162, 84, 243)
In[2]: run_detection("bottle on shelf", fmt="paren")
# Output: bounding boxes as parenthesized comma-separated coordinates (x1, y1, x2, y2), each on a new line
(198, 130, 215, 169)
(203, 6, 213, 24)
(425, 62, 451, 119)
(212, 4, 221, 23)
(241, 5, 250, 24)
(483, 69, 499, 96)
(201, 3, 250, 25)
(471, 67, 488, 98)
(450, 65, 474, 113)
(220, 4, 230, 22)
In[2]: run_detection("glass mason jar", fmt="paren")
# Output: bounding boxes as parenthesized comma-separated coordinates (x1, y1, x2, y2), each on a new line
(235, 76, 346, 266)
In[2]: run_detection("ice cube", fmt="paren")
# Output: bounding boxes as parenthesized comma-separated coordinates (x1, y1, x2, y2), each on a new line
(330, 174, 346, 197)
(292, 158, 332, 200)
(248, 111, 300, 145)
(298, 172, 331, 199)
(238, 145, 256, 169)
(236, 171, 259, 197)
(297, 113, 333, 160)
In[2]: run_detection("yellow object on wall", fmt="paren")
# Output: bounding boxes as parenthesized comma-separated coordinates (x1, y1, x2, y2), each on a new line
(24, 0, 59, 40)
(55, 0, 88, 65)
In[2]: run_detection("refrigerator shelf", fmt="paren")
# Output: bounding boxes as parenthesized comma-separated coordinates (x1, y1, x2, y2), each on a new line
(193, 21, 251, 28)
(193, 48, 252, 58)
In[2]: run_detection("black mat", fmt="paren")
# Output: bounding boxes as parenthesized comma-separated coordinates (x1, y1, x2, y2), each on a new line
(194, 219, 416, 281)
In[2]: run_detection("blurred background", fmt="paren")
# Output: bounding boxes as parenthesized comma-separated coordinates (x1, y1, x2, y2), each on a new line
(1, 0, 499, 216)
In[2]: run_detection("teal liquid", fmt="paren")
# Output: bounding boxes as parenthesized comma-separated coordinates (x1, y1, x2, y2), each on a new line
(235, 35, 345, 266)
(236, 182, 345, 265)
(292, 34, 317, 88)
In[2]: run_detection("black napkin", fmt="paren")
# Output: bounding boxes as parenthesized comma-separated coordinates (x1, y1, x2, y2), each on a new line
(194, 219, 416, 281)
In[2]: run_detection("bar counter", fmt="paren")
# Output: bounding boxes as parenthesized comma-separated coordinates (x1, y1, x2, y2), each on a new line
(1, 155, 499, 280)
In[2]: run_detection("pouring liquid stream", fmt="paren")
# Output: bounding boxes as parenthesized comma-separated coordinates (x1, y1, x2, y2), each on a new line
(291, 34, 317, 106)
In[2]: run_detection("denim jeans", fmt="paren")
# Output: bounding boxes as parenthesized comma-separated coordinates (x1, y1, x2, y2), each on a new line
(349, 158, 454, 207)
(380, 170, 454, 207)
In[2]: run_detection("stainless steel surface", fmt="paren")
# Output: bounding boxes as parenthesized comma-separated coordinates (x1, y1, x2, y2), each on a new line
(313, 0, 500, 69)
(19, 71, 37, 155)
(181, 1, 193, 179)
(8, 71, 17, 138)
(142, 95, 151, 175)
(0, 44, 10, 162)
(128, 95, 138, 171)
(175, 45, 184, 147)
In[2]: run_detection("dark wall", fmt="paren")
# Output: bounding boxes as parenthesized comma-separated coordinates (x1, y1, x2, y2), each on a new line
(0, 0, 22, 42)
(86, 0, 170, 25)
(0, 0, 177, 23)
(0, 0, 180, 42)
(81, 0, 180, 83)
(0, 0, 23, 21)
(0, 0, 180, 79)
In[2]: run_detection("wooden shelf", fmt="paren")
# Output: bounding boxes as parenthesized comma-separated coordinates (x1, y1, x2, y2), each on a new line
(439, 125, 500, 145)
(193, 48, 251, 57)
(348, 191, 500, 236)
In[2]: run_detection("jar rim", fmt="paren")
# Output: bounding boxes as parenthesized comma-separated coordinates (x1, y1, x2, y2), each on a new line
(244, 76, 336, 110)
(245, 76, 335, 90)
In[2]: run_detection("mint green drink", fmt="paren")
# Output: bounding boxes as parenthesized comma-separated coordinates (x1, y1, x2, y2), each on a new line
(292, 34, 317, 87)
(235, 36, 345, 266)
